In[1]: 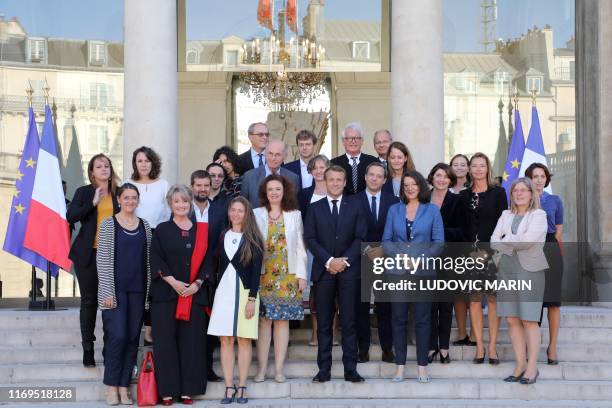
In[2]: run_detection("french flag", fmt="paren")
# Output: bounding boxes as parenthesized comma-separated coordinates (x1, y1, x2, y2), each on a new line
(519, 106, 552, 193)
(23, 105, 72, 272)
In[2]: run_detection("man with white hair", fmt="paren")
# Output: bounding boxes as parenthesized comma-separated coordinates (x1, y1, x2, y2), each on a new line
(331, 122, 378, 195)
(373, 129, 393, 166)
(240, 139, 300, 208)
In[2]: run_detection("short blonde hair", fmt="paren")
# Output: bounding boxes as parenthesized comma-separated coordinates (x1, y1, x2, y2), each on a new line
(166, 184, 193, 215)
(509, 177, 540, 213)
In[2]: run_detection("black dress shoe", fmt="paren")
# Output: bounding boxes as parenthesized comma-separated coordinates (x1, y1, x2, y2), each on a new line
(439, 352, 451, 364)
(453, 336, 476, 346)
(344, 371, 365, 382)
(82, 350, 95, 367)
(357, 351, 370, 363)
(207, 370, 223, 382)
(312, 372, 331, 383)
(503, 371, 525, 382)
(381, 350, 395, 364)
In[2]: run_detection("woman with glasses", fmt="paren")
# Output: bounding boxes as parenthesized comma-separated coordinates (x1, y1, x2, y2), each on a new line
(492, 177, 548, 384)
(458, 153, 507, 365)
(382, 171, 444, 383)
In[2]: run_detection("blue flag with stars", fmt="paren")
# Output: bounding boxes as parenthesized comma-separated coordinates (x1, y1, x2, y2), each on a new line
(501, 109, 526, 204)
(3, 107, 54, 273)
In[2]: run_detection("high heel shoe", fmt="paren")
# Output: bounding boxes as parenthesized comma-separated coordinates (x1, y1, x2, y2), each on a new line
(489, 349, 500, 365)
(452, 336, 477, 346)
(503, 370, 525, 382)
(236, 386, 248, 404)
(439, 351, 451, 364)
(427, 349, 439, 363)
(473, 350, 485, 364)
(220, 386, 236, 404)
(519, 370, 539, 385)
(547, 347, 559, 365)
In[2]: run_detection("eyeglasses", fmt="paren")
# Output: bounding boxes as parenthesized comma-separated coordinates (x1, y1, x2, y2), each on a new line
(250, 132, 270, 137)
(343, 137, 362, 142)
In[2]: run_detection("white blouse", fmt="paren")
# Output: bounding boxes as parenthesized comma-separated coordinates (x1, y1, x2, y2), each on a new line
(124, 178, 170, 228)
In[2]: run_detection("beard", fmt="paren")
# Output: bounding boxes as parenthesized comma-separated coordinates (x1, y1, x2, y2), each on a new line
(194, 194, 209, 203)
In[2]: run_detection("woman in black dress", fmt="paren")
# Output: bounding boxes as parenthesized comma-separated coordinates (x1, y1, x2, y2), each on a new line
(458, 153, 507, 365)
(150, 184, 213, 405)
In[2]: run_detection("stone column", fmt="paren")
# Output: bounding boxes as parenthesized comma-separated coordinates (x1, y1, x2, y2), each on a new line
(577, 0, 612, 306)
(124, 0, 178, 183)
(391, 0, 444, 173)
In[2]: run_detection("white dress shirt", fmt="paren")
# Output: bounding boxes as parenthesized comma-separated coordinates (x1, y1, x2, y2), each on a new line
(300, 159, 313, 188)
(193, 200, 210, 223)
(250, 148, 265, 168)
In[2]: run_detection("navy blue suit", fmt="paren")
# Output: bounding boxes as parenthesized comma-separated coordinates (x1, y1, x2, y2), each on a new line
(352, 191, 398, 355)
(297, 185, 315, 222)
(382, 178, 397, 197)
(283, 159, 311, 190)
(304, 196, 367, 376)
(331, 153, 378, 196)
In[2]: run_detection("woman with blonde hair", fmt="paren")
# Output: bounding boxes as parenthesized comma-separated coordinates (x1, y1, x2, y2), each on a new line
(492, 177, 548, 384)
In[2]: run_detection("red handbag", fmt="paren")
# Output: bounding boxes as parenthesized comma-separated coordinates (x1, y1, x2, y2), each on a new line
(137, 351, 158, 406)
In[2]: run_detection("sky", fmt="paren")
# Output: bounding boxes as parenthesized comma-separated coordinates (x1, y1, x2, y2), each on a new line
(0, 0, 575, 51)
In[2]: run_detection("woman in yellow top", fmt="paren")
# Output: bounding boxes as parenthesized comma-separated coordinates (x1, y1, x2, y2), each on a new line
(67, 153, 120, 367)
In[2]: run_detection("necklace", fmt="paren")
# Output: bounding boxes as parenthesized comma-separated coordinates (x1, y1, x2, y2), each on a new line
(269, 211, 282, 221)
(117, 214, 139, 229)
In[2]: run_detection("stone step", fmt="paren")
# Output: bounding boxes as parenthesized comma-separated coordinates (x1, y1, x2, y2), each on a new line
(8, 399, 612, 408)
(2, 325, 610, 349)
(1, 342, 611, 365)
(3, 379, 612, 402)
(1, 306, 611, 330)
(2, 361, 611, 384)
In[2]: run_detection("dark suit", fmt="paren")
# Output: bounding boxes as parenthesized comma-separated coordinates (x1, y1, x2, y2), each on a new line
(237, 149, 266, 175)
(298, 185, 315, 222)
(304, 196, 367, 376)
(240, 166, 300, 208)
(283, 159, 312, 190)
(67, 184, 119, 349)
(352, 191, 398, 355)
(382, 178, 398, 197)
(331, 153, 378, 196)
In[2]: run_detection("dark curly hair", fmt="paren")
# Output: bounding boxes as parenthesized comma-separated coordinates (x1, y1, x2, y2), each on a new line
(213, 145, 242, 175)
(258, 174, 299, 212)
(131, 146, 162, 181)
(400, 170, 431, 204)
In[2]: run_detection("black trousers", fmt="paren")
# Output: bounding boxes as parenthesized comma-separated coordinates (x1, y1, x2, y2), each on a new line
(102, 292, 144, 387)
(151, 301, 207, 398)
(74, 259, 98, 349)
(357, 299, 392, 354)
(314, 275, 359, 375)
(391, 301, 431, 366)
(429, 302, 453, 351)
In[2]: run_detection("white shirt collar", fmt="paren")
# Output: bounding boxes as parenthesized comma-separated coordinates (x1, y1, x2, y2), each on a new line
(346, 152, 362, 162)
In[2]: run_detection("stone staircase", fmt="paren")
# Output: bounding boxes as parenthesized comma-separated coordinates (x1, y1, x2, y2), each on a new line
(1, 306, 612, 407)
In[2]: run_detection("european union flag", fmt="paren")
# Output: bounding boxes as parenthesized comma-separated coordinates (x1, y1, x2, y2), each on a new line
(3, 108, 55, 273)
(501, 109, 526, 204)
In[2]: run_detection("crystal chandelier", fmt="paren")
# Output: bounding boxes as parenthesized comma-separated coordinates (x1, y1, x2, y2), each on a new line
(239, 71, 327, 111)
(238, 0, 327, 111)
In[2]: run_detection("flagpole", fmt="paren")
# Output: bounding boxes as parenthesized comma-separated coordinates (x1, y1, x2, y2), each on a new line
(25, 84, 40, 311)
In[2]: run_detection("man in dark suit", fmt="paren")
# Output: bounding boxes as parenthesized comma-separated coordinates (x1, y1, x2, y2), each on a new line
(331, 122, 378, 196)
(283, 129, 317, 190)
(190, 169, 229, 383)
(373, 129, 392, 166)
(351, 162, 398, 364)
(237, 122, 269, 174)
(240, 139, 300, 208)
(304, 165, 367, 383)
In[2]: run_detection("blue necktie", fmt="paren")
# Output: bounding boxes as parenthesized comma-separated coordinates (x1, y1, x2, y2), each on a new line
(371, 195, 377, 222)
(331, 199, 339, 228)
(257, 154, 264, 167)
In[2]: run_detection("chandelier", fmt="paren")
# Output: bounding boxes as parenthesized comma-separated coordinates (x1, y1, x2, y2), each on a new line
(238, 0, 327, 111)
(239, 71, 327, 111)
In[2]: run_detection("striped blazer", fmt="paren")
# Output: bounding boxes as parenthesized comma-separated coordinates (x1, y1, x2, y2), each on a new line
(96, 216, 152, 310)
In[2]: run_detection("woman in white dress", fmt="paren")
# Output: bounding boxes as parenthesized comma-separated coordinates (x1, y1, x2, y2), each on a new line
(125, 146, 170, 345)
(206, 196, 264, 404)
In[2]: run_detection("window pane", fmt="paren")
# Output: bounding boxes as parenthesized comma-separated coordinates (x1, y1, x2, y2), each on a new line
(185, 0, 383, 72)
(0, 1, 124, 298)
(443, 0, 576, 242)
